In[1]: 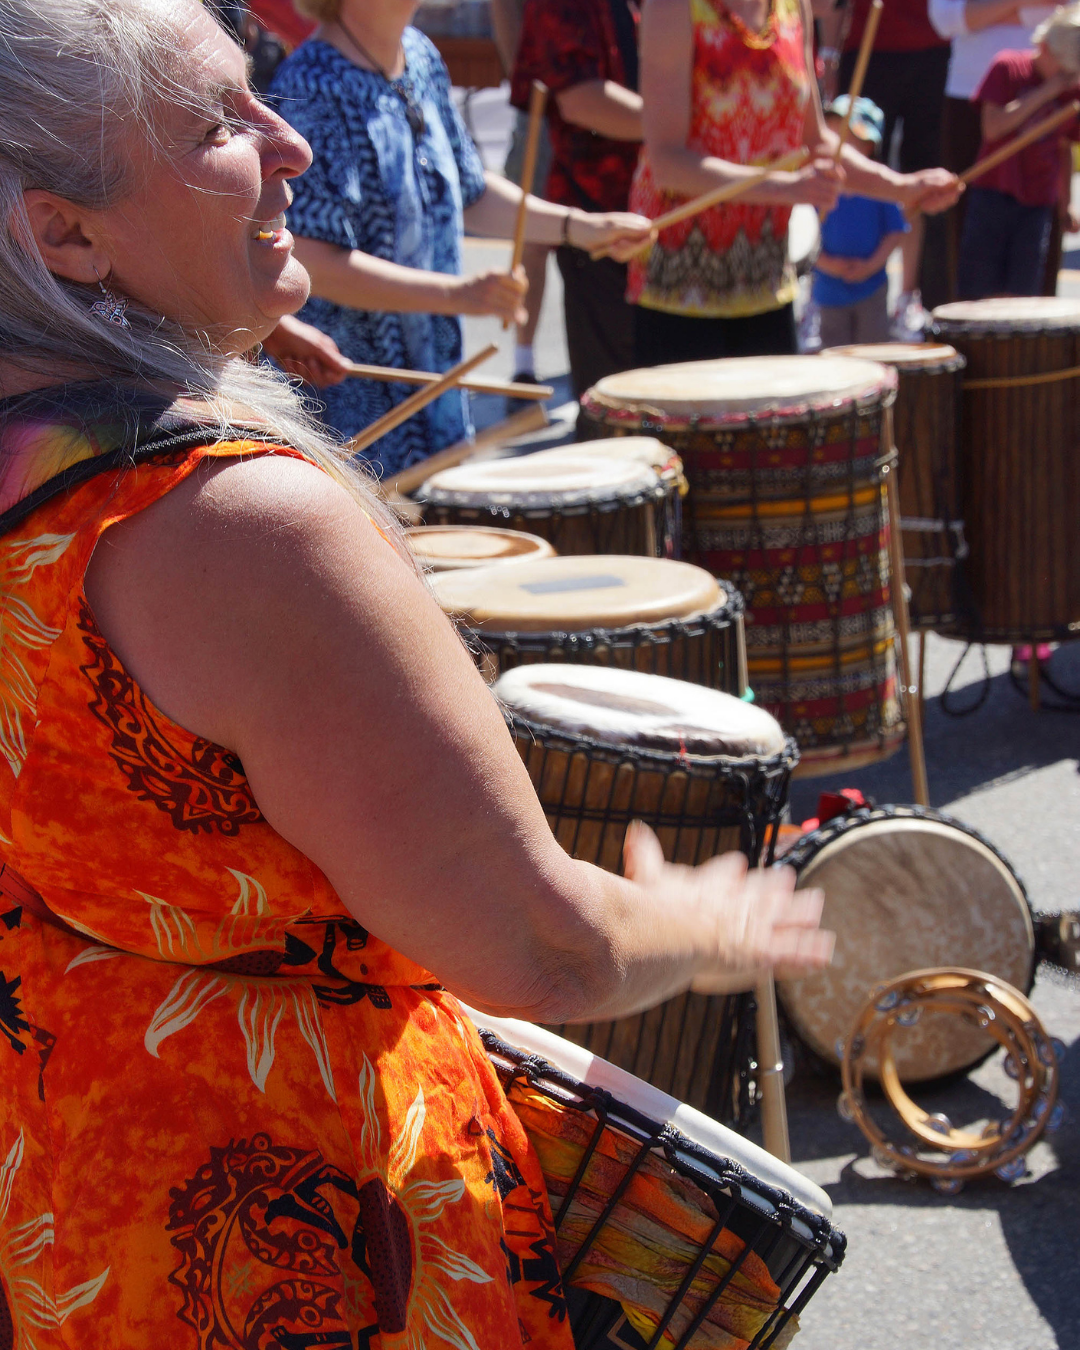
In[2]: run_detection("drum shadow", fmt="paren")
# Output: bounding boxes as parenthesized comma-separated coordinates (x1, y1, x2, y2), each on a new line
(786, 638, 1080, 823)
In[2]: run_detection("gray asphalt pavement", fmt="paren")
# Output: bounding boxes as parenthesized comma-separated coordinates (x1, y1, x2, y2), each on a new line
(457, 254, 1080, 1350)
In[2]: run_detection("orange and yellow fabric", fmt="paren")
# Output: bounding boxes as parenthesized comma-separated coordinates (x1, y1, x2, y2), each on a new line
(0, 384, 578, 1350)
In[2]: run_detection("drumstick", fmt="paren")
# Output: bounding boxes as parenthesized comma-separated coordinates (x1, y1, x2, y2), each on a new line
(505, 80, 548, 330)
(593, 148, 809, 262)
(755, 972, 792, 1164)
(347, 343, 499, 456)
(344, 361, 553, 401)
(387, 402, 549, 497)
(961, 100, 1080, 185)
(835, 0, 883, 162)
(883, 407, 930, 808)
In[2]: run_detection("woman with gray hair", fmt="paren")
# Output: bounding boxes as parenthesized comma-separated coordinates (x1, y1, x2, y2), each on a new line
(0, 0, 830, 1343)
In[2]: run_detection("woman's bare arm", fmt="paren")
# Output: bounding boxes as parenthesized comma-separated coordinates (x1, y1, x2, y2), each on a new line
(557, 80, 644, 141)
(84, 455, 830, 1023)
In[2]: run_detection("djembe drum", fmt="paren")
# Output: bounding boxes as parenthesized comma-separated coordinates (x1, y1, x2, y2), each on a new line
(433, 553, 747, 692)
(495, 663, 797, 1122)
(931, 297, 1080, 643)
(580, 355, 904, 771)
(405, 524, 554, 571)
(829, 342, 967, 631)
(414, 447, 668, 557)
(466, 1010, 846, 1350)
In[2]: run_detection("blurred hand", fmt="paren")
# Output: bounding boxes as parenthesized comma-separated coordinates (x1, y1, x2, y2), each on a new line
(262, 314, 351, 387)
(903, 167, 963, 215)
(452, 266, 529, 326)
(569, 210, 656, 262)
(623, 821, 834, 995)
(783, 157, 844, 212)
(1065, 205, 1080, 234)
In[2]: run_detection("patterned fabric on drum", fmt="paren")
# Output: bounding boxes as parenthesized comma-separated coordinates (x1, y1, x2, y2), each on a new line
(0, 391, 576, 1349)
(627, 0, 810, 319)
(270, 31, 487, 474)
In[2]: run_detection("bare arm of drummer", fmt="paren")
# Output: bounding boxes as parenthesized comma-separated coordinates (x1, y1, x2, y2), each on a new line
(797, 0, 963, 213)
(85, 456, 831, 1026)
(557, 81, 644, 142)
(639, 0, 843, 210)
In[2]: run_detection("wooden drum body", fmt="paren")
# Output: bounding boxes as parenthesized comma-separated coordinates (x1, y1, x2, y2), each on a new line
(495, 664, 797, 1123)
(830, 342, 967, 631)
(581, 355, 905, 770)
(433, 553, 747, 693)
(414, 447, 668, 557)
(932, 297, 1080, 642)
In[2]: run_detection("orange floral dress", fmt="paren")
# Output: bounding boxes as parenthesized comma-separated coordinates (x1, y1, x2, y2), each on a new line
(0, 385, 578, 1350)
(628, 0, 811, 318)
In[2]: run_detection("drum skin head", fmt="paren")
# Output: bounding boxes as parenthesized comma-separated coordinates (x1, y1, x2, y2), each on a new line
(587, 354, 893, 422)
(493, 663, 787, 757)
(433, 554, 722, 632)
(780, 817, 1035, 1081)
(418, 449, 658, 507)
(932, 296, 1080, 331)
(406, 525, 555, 570)
(828, 342, 964, 372)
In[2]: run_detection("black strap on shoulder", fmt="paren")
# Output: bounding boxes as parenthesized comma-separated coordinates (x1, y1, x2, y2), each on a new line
(607, 0, 640, 92)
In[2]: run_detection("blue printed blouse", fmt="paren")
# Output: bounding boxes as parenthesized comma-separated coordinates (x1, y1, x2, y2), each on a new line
(270, 31, 487, 476)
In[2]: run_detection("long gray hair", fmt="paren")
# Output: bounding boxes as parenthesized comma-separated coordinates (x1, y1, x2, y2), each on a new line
(0, 0, 402, 537)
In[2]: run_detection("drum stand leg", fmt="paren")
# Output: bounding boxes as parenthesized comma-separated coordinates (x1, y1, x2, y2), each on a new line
(884, 411, 930, 807)
(918, 629, 928, 726)
(1029, 647, 1041, 714)
(755, 972, 791, 1163)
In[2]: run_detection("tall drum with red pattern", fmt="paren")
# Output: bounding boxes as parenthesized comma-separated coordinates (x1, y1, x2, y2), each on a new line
(580, 355, 904, 772)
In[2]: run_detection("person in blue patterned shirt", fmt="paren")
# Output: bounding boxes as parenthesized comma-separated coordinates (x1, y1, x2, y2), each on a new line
(270, 0, 652, 477)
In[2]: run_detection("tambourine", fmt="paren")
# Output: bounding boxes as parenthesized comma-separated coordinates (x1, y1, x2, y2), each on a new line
(837, 968, 1064, 1193)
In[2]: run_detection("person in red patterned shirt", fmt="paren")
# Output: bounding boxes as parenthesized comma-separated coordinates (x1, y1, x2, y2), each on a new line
(511, 0, 646, 415)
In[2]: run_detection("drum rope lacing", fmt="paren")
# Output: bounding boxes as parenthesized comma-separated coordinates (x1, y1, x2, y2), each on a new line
(482, 1028, 846, 1350)
(962, 363, 1080, 391)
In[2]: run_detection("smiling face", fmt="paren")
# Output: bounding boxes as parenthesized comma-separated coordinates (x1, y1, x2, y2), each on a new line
(92, 2, 313, 353)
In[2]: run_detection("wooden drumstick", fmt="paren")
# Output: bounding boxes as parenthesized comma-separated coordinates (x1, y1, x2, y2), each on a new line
(344, 361, 553, 401)
(387, 402, 549, 498)
(592, 148, 809, 261)
(347, 343, 499, 456)
(835, 0, 883, 162)
(961, 100, 1080, 185)
(505, 80, 548, 330)
(883, 405, 930, 808)
(755, 972, 791, 1164)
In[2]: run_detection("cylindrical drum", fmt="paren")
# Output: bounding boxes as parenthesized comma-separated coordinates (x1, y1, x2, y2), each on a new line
(496, 663, 797, 1120)
(414, 447, 668, 557)
(405, 525, 554, 572)
(829, 342, 967, 632)
(542, 436, 686, 558)
(581, 355, 904, 771)
(433, 553, 746, 692)
(932, 297, 1080, 642)
(778, 805, 1035, 1082)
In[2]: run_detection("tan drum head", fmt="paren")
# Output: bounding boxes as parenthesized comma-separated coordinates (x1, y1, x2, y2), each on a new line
(932, 296, 1080, 331)
(779, 812, 1035, 1081)
(587, 355, 894, 424)
(417, 448, 658, 508)
(828, 342, 964, 372)
(545, 437, 682, 479)
(433, 554, 722, 632)
(494, 663, 788, 757)
(406, 525, 555, 571)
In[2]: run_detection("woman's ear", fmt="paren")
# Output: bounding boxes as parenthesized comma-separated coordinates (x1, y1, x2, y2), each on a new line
(21, 190, 113, 285)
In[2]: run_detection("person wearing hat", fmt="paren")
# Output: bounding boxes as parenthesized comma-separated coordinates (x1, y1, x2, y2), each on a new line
(813, 95, 911, 347)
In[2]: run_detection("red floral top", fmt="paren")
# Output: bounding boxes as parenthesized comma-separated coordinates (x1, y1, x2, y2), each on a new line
(511, 0, 642, 213)
(628, 0, 810, 318)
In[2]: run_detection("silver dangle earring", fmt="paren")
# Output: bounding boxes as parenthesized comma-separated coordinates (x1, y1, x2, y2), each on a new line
(90, 268, 130, 330)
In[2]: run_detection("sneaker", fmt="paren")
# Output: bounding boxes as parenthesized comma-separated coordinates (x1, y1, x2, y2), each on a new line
(505, 370, 541, 416)
(890, 290, 928, 343)
(797, 298, 822, 353)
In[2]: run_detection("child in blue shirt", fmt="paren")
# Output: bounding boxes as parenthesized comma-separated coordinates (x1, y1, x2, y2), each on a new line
(813, 96, 910, 349)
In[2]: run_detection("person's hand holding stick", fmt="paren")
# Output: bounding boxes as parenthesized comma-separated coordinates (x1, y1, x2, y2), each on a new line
(505, 80, 548, 330)
(347, 343, 500, 455)
(590, 147, 811, 261)
(961, 100, 1080, 185)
